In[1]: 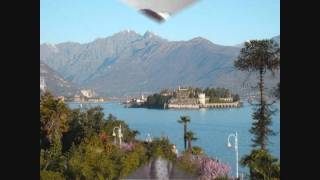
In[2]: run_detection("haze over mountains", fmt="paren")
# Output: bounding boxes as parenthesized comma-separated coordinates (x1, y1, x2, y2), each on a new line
(40, 30, 280, 97)
(40, 61, 79, 96)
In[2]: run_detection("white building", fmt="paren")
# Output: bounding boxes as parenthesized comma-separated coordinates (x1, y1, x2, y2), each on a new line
(141, 94, 147, 101)
(198, 93, 206, 105)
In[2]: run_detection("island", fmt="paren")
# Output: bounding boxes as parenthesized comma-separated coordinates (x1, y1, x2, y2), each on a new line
(124, 86, 242, 109)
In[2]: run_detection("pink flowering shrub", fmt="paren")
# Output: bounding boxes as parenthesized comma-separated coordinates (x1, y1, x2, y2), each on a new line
(120, 142, 135, 152)
(178, 154, 230, 179)
(197, 156, 230, 180)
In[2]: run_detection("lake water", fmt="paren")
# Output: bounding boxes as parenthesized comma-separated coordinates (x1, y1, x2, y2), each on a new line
(68, 102, 280, 177)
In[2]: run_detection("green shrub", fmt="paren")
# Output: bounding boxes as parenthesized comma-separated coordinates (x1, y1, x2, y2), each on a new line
(192, 146, 204, 155)
(40, 170, 65, 180)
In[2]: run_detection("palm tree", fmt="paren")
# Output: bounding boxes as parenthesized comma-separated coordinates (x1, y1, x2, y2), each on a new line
(177, 116, 191, 151)
(234, 39, 280, 150)
(185, 131, 198, 153)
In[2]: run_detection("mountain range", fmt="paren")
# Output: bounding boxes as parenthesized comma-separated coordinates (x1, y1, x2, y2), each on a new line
(40, 61, 79, 96)
(40, 31, 280, 97)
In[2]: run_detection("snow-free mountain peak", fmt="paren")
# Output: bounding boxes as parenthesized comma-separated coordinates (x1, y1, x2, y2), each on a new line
(40, 31, 279, 97)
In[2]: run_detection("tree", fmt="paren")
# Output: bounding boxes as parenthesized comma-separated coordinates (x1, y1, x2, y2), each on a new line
(61, 109, 85, 152)
(84, 106, 105, 136)
(145, 93, 172, 109)
(40, 98, 153, 179)
(107, 113, 117, 121)
(232, 94, 240, 102)
(145, 137, 177, 161)
(185, 131, 198, 152)
(104, 114, 139, 142)
(119, 143, 148, 178)
(235, 39, 280, 179)
(241, 149, 280, 179)
(40, 92, 73, 174)
(177, 116, 191, 151)
(234, 39, 280, 150)
(273, 82, 280, 100)
(40, 91, 69, 149)
(62, 106, 106, 152)
(66, 136, 117, 180)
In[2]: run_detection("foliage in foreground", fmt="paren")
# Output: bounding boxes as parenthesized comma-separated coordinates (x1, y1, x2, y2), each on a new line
(40, 92, 234, 179)
(40, 92, 148, 180)
(234, 39, 280, 179)
(241, 149, 280, 180)
(176, 152, 231, 179)
(41, 92, 201, 179)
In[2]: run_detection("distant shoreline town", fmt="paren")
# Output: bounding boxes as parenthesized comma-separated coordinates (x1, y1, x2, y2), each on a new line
(123, 86, 242, 109)
(41, 81, 245, 109)
(41, 88, 109, 103)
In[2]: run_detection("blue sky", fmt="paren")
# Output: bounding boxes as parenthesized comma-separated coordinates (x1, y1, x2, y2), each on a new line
(40, 0, 280, 46)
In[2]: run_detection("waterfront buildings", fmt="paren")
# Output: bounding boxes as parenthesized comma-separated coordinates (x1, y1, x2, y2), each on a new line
(219, 97, 233, 102)
(124, 94, 147, 107)
(126, 86, 242, 109)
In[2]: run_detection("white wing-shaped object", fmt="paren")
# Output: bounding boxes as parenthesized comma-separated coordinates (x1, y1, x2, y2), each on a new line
(120, 0, 199, 22)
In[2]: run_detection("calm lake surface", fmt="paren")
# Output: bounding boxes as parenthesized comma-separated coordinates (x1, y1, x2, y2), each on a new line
(68, 102, 280, 176)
